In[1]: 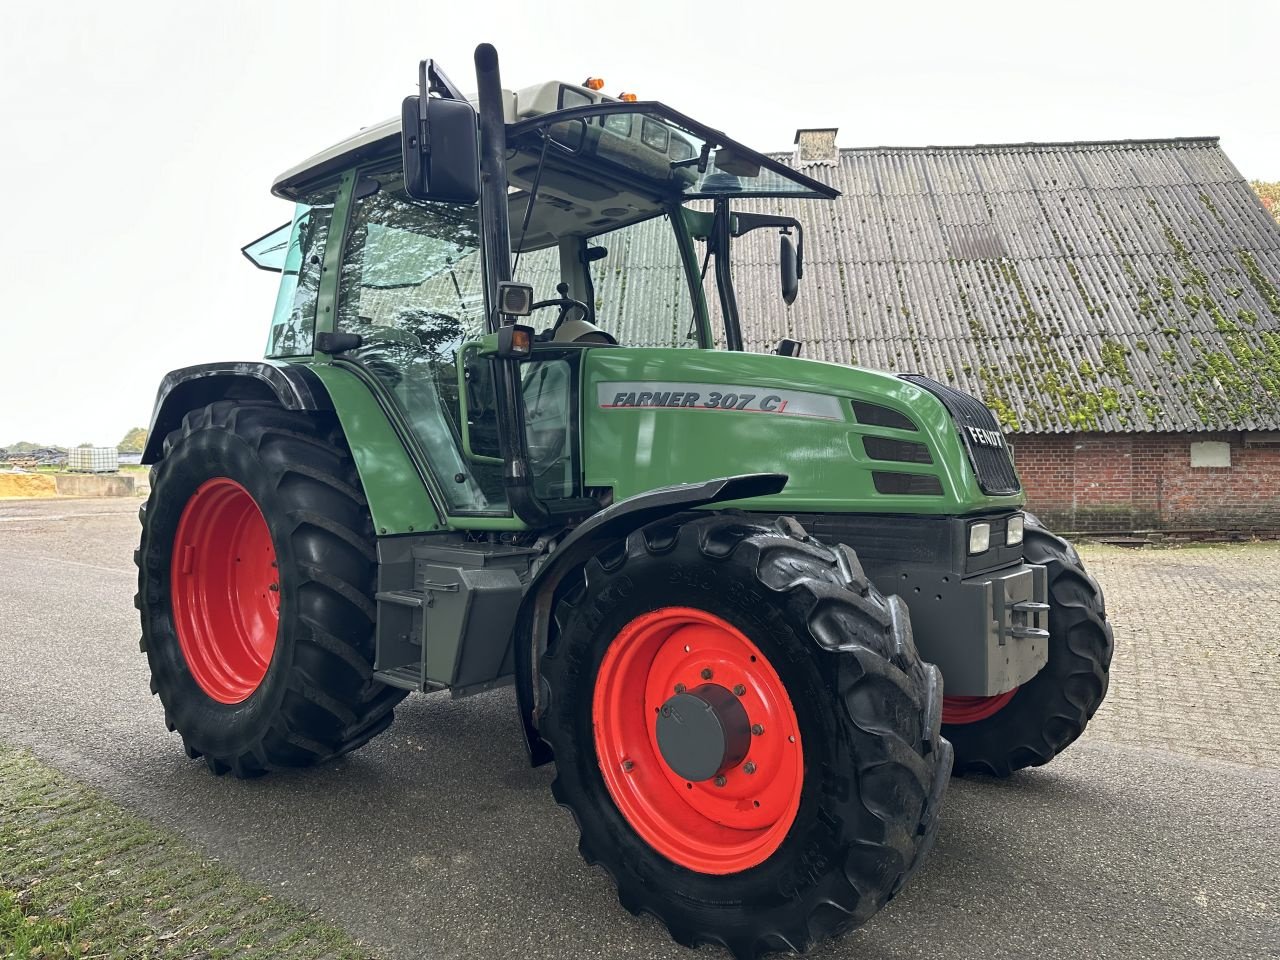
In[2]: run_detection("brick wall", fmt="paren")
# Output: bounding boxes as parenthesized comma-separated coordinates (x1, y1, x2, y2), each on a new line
(1012, 432, 1280, 532)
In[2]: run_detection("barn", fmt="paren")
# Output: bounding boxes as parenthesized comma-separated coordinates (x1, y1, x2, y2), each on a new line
(725, 132, 1280, 533)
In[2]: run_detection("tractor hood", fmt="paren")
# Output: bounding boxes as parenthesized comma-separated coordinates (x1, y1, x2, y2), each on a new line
(579, 347, 1024, 516)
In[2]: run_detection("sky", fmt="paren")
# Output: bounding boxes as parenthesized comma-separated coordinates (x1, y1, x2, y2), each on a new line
(1, 0, 1276, 447)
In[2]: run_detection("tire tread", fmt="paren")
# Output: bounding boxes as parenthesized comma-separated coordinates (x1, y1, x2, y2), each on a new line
(541, 513, 951, 959)
(136, 402, 406, 777)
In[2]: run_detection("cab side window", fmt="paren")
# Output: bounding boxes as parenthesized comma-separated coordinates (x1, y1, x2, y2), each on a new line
(587, 215, 698, 348)
(265, 186, 336, 358)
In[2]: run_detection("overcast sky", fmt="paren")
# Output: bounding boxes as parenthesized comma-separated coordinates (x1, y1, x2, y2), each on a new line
(1, 0, 1275, 447)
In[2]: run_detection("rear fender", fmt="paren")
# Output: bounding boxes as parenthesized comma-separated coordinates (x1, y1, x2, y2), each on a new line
(142, 362, 332, 463)
(515, 473, 787, 766)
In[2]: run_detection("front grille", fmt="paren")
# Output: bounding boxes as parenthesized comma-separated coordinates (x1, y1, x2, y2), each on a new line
(872, 471, 944, 496)
(899, 374, 1020, 496)
(851, 400, 918, 432)
(782, 512, 953, 564)
(863, 435, 933, 465)
(754, 511, 1024, 576)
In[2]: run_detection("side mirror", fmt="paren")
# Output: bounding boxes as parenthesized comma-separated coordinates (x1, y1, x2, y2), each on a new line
(780, 234, 799, 305)
(401, 90, 480, 203)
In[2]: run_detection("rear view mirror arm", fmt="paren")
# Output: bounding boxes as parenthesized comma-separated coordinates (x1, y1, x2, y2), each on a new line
(731, 212, 805, 282)
(732, 213, 804, 268)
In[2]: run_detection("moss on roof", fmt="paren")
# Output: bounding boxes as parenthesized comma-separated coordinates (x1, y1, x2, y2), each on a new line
(719, 138, 1280, 433)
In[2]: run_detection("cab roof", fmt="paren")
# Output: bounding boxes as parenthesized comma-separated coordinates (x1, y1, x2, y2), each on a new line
(272, 81, 606, 199)
(272, 81, 839, 205)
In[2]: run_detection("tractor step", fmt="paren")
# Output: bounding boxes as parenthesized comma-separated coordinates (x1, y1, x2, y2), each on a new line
(373, 664, 445, 692)
(373, 539, 535, 694)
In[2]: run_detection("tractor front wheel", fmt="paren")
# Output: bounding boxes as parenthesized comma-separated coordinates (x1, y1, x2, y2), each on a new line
(135, 401, 405, 777)
(540, 514, 951, 959)
(942, 516, 1113, 776)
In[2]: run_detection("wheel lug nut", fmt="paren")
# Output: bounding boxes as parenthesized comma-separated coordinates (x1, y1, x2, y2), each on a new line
(700, 668, 713, 680)
(621, 759, 634, 772)
(733, 684, 746, 697)
(751, 723, 764, 736)
(743, 761, 757, 775)
(713, 775, 726, 787)
(674, 683, 686, 694)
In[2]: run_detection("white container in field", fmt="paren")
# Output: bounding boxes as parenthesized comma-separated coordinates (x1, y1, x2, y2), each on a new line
(67, 447, 119, 473)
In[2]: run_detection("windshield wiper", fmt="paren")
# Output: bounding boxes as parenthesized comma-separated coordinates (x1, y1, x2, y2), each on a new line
(511, 133, 553, 277)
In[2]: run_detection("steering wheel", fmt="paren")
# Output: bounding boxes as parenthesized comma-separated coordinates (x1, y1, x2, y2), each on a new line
(530, 282, 590, 333)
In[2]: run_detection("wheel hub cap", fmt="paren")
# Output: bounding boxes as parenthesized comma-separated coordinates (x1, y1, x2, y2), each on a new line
(654, 684, 751, 782)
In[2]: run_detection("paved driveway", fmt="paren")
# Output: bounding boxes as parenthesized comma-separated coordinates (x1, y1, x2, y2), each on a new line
(0, 498, 1276, 960)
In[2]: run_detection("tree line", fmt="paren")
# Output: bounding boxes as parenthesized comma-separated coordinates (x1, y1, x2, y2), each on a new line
(1253, 181, 1279, 225)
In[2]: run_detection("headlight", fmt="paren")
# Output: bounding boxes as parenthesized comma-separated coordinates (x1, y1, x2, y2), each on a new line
(1006, 514, 1025, 546)
(968, 522, 991, 554)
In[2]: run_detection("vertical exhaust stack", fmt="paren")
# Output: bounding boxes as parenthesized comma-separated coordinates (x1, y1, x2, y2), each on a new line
(474, 42, 514, 306)
(473, 42, 546, 526)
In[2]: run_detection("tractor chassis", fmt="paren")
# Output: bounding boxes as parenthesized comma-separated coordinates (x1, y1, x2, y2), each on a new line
(365, 500, 1051, 739)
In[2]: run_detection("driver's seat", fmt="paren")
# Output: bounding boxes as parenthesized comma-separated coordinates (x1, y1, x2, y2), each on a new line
(553, 318, 617, 345)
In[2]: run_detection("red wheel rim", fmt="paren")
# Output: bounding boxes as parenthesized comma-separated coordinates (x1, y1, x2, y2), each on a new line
(170, 478, 279, 704)
(942, 688, 1018, 724)
(592, 607, 803, 875)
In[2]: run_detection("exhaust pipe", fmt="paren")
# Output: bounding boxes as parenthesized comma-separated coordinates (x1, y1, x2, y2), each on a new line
(473, 43, 548, 527)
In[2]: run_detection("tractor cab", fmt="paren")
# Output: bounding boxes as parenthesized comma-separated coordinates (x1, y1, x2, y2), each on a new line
(246, 73, 837, 528)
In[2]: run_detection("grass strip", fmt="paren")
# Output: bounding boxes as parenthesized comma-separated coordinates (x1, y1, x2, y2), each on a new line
(0, 744, 375, 959)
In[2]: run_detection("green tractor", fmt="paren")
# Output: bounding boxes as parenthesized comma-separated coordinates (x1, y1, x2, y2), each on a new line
(136, 44, 1112, 958)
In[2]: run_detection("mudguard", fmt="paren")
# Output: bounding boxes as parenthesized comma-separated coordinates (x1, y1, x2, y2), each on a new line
(141, 361, 332, 463)
(514, 472, 788, 765)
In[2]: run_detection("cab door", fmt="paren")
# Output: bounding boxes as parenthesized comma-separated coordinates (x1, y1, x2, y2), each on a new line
(334, 162, 512, 520)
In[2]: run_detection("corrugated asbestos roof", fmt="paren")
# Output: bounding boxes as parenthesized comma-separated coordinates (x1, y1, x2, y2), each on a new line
(718, 137, 1280, 433)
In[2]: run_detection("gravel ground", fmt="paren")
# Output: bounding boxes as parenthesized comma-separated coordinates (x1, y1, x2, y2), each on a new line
(0, 498, 1277, 960)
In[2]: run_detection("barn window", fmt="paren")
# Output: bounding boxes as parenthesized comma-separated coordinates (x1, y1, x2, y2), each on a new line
(1189, 441, 1231, 468)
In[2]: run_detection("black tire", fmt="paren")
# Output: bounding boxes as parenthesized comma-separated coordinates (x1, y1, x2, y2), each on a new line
(944, 516, 1113, 777)
(539, 514, 951, 959)
(135, 401, 406, 777)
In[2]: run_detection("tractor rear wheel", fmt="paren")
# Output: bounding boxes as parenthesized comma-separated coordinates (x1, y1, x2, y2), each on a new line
(942, 516, 1113, 776)
(539, 514, 951, 959)
(135, 401, 406, 777)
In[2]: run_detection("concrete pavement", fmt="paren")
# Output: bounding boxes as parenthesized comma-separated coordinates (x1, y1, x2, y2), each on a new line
(0, 498, 1276, 959)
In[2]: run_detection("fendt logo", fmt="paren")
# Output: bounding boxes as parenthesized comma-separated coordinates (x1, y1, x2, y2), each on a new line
(966, 425, 1004, 448)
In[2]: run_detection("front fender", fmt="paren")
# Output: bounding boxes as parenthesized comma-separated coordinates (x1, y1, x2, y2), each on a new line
(142, 361, 332, 463)
(514, 472, 787, 765)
